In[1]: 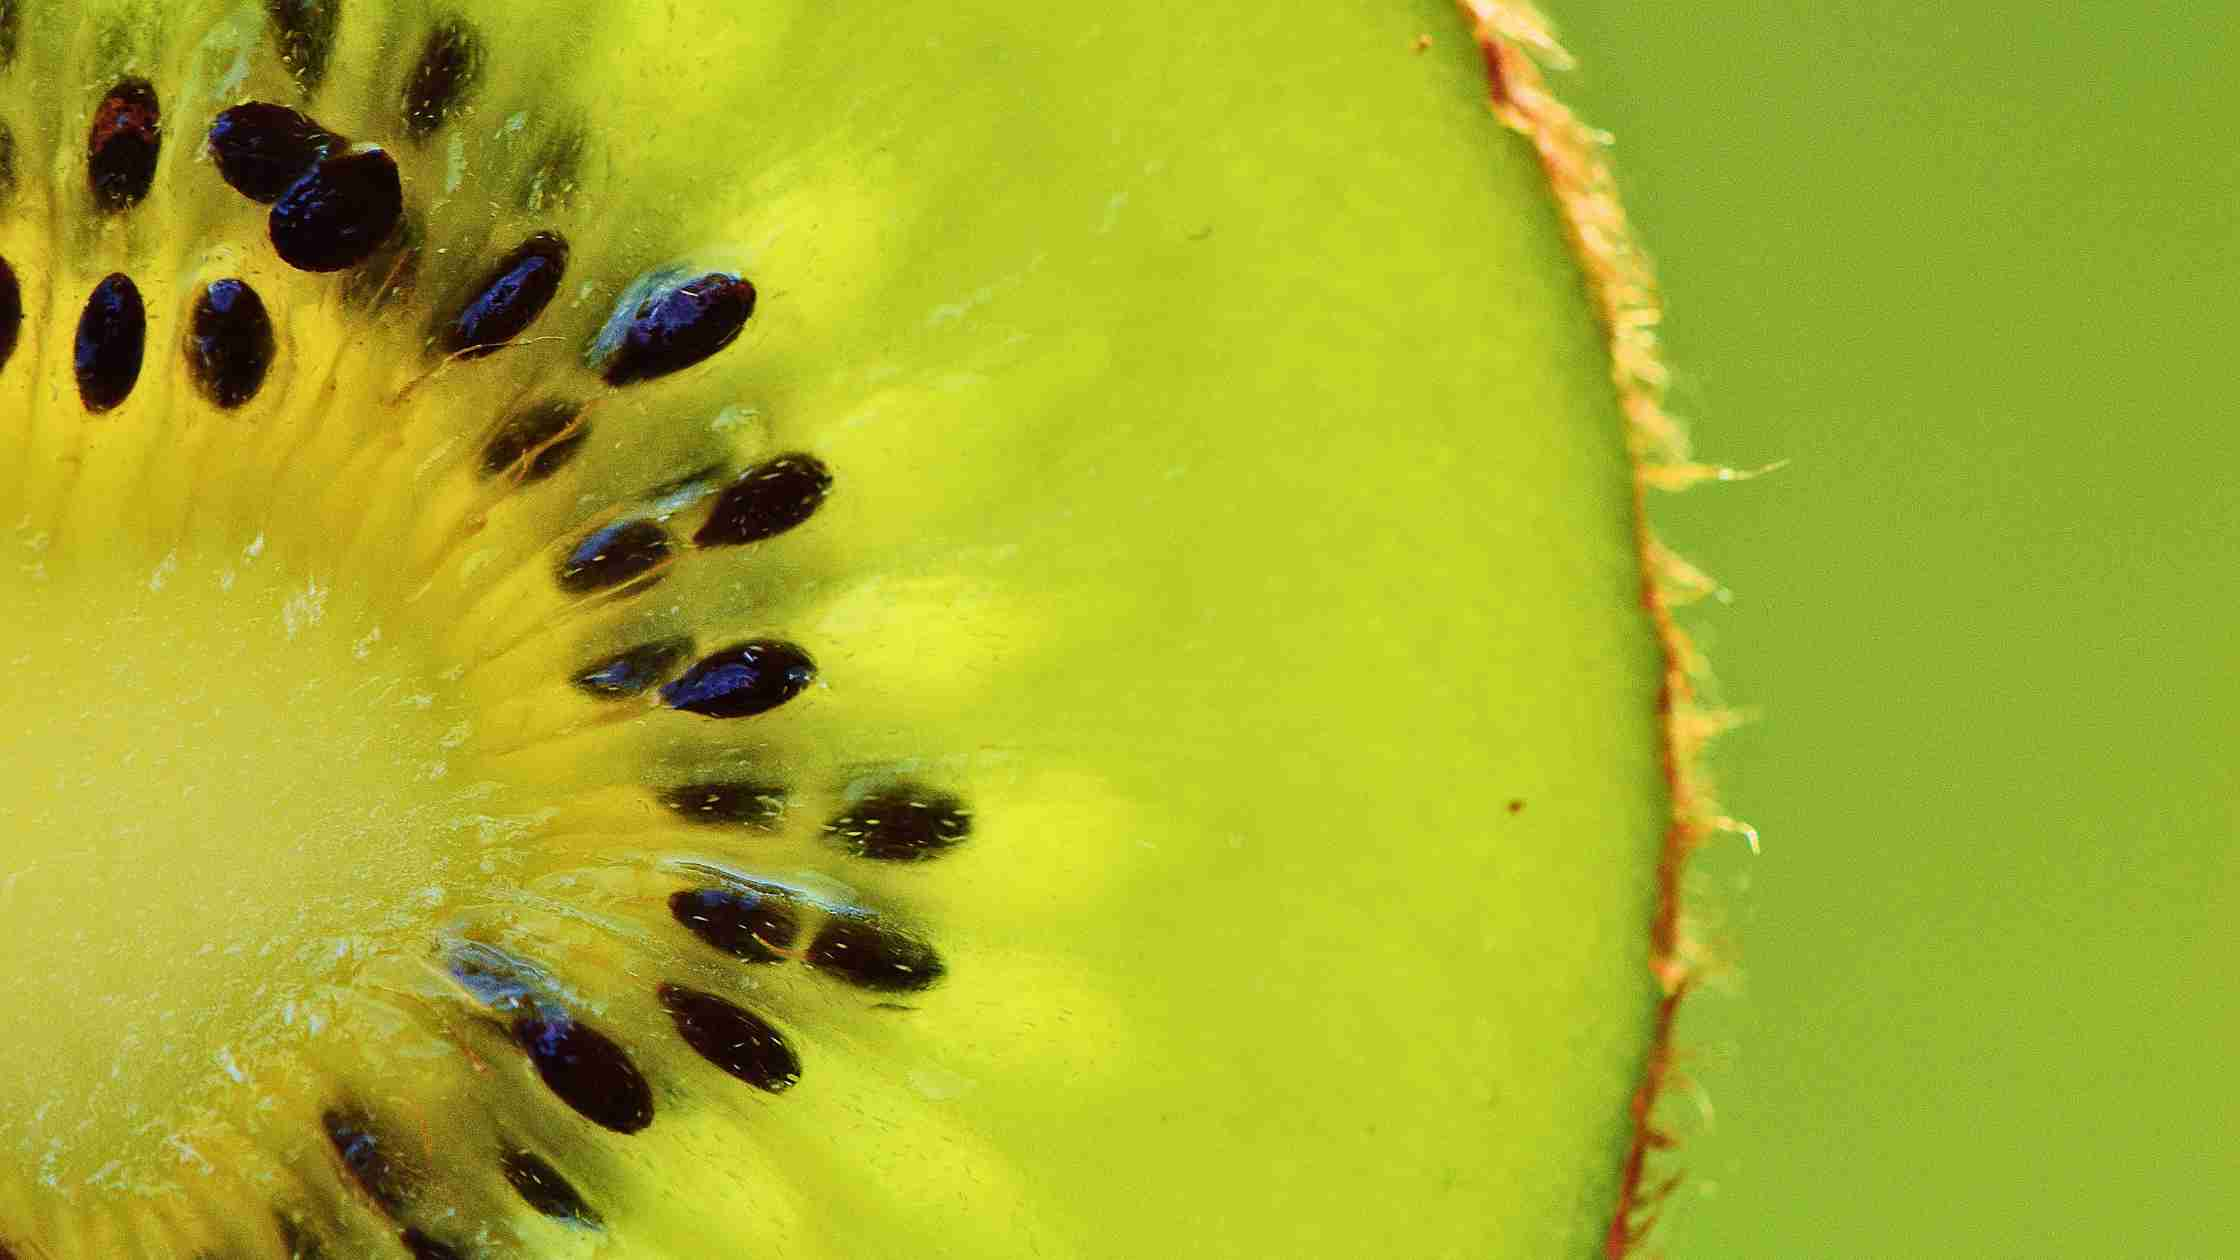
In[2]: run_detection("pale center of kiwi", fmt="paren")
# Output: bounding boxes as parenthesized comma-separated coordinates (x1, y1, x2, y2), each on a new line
(0, 540, 527, 1186)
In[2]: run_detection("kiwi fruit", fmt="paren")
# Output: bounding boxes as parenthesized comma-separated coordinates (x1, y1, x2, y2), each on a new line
(0, 0, 1691, 1256)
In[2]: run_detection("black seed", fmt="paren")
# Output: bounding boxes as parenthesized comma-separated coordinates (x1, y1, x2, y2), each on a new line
(402, 18, 484, 141)
(401, 1229, 462, 1260)
(208, 102, 340, 203)
(481, 399, 588, 483)
(570, 636, 692, 699)
(322, 1107, 412, 1215)
(75, 273, 145, 414)
(694, 454, 834, 548)
(500, 1148, 602, 1228)
(87, 78, 161, 212)
(269, 147, 402, 273)
(805, 911, 947, 993)
(0, 258, 20, 375)
(186, 279, 277, 409)
(658, 984, 802, 1093)
(267, 0, 339, 92)
(442, 231, 568, 358)
(660, 640, 815, 720)
(511, 1016, 654, 1134)
(659, 782, 788, 829)
(599, 273, 756, 386)
(826, 784, 973, 863)
(669, 887, 801, 964)
(556, 519, 671, 595)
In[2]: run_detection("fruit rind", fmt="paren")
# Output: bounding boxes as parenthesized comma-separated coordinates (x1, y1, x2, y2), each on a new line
(1460, 3, 1743, 1253)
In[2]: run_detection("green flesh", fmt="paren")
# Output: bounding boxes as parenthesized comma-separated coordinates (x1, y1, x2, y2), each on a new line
(0, 1, 1668, 1256)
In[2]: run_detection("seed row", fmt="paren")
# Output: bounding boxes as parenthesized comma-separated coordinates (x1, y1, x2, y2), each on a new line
(0, 14, 979, 1254)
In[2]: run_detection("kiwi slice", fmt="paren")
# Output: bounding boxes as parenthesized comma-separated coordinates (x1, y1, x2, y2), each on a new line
(0, 1, 1682, 1256)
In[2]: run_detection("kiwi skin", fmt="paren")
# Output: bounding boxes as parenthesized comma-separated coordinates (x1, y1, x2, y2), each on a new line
(0, 1, 1686, 1257)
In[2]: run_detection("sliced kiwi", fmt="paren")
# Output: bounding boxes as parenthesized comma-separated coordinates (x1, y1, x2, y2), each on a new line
(0, 1, 1674, 1257)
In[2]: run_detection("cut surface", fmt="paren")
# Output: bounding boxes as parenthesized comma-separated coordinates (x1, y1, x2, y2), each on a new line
(0, 547, 532, 1178)
(0, 1, 1669, 1256)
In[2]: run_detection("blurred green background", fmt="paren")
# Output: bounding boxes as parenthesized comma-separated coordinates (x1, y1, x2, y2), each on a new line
(1537, 3, 2239, 1255)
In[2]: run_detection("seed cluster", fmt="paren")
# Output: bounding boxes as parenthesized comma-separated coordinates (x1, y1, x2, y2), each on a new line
(0, 9, 985, 1255)
(14, 79, 758, 417)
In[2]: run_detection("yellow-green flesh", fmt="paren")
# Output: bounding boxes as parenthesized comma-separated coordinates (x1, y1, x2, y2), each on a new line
(0, 1, 1667, 1255)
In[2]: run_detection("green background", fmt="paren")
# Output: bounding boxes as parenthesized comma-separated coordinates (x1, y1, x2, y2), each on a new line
(1539, 2, 2239, 1255)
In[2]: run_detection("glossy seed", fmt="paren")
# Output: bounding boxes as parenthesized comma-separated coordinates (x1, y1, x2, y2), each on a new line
(659, 782, 787, 829)
(269, 147, 402, 273)
(826, 784, 972, 862)
(0, 258, 19, 375)
(186, 279, 277, 409)
(402, 18, 484, 140)
(659, 640, 815, 720)
(805, 911, 946, 993)
(87, 79, 161, 212)
(694, 454, 834, 548)
(401, 1229, 462, 1260)
(501, 1149, 601, 1227)
(669, 887, 801, 964)
(511, 1016, 654, 1134)
(75, 273, 145, 414)
(570, 637, 692, 699)
(208, 102, 339, 202)
(658, 984, 802, 1093)
(267, 0, 339, 91)
(323, 1108, 411, 1214)
(556, 519, 671, 595)
(599, 273, 756, 386)
(442, 230, 568, 357)
(481, 399, 588, 483)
